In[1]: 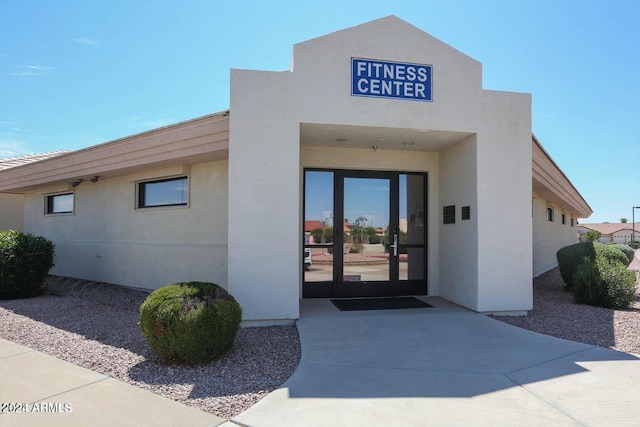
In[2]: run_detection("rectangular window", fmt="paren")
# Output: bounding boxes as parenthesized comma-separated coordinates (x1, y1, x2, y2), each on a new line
(443, 205, 455, 224)
(571, 218, 575, 227)
(46, 192, 74, 215)
(547, 207, 554, 222)
(562, 213, 567, 225)
(138, 176, 188, 208)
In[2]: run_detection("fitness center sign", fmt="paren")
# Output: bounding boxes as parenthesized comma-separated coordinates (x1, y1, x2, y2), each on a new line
(351, 58, 432, 102)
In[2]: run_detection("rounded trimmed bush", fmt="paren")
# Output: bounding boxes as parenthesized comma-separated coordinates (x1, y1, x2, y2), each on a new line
(0, 230, 55, 300)
(596, 243, 631, 266)
(604, 244, 634, 266)
(573, 255, 636, 309)
(139, 282, 242, 365)
(557, 242, 629, 290)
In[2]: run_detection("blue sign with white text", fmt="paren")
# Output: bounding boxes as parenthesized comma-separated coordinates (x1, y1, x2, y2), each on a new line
(351, 58, 432, 102)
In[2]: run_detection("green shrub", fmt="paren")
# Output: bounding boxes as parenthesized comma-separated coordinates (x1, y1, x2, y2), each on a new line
(0, 230, 55, 300)
(584, 229, 602, 242)
(597, 243, 632, 266)
(605, 244, 634, 266)
(573, 255, 636, 309)
(557, 242, 629, 290)
(368, 234, 382, 244)
(557, 242, 596, 290)
(139, 282, 242, 365)
(629, 241, 640, 250)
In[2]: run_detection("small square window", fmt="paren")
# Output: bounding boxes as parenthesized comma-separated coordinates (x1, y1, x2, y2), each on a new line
(45, 192, 74, 215)
(461, 206, 471, 220)
(547, 207, 554, 222)
(137, 176, 189, 208)
(443, 205, 455, 224)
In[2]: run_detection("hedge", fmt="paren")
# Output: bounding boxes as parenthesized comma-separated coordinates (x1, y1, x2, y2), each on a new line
(556, 242, 629, 290)
(573, 255, 636, 309)
(0, 230, 55, 300)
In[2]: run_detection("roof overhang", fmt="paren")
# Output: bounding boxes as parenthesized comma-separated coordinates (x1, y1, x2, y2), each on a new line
(0, 111, 593, 222)
(532, 135, 592, 218)
(0, 111, 229, 193)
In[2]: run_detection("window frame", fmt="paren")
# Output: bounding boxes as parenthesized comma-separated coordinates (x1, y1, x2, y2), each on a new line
(136, 175, 189, 210)
(45, 192, 75, 216)
(561, 213, 567, 225)
(546, 207, 554, 223)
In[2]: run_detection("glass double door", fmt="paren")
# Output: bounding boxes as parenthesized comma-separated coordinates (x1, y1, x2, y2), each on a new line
(304, 169, 427, 298)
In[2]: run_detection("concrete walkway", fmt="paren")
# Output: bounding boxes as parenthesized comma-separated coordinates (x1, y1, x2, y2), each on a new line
(233, 297, 640, 427)
(0, 339, 226, 427)
(3, 293, 640, 426)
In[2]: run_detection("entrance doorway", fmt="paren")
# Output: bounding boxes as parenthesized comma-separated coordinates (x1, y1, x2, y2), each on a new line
(304, 169, 427, 298)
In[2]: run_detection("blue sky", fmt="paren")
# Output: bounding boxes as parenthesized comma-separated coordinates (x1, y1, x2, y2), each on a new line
(2, 1, 638, 223)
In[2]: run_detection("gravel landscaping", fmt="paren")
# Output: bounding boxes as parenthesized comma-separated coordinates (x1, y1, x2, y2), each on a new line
(0, 277, 300, 419)
(0, 251, 638, 419)
(494, 250, 640, 355)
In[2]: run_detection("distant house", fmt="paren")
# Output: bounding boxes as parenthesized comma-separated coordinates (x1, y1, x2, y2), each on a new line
(304, 220, 325, 233)
(578, 223, 640, 244)
(304, 220, 328, 245)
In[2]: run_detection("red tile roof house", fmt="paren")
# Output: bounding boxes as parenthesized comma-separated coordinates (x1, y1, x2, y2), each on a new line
(577, 222, 640, 244)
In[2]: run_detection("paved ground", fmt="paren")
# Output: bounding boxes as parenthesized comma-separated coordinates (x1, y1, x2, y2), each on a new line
(3, 292, 640, 426)
(0, 339, 227, 427)
(233, 297, 640, 427)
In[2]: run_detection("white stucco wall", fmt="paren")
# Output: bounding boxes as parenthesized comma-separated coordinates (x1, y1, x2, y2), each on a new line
(230, 16, 532, 319)
(532, 194, 578, 277)
(0, 193, 24, 231)
(24, 161, 229, 289)
(439, 136, 478, 309)
(475, 91, 532, 313)
(613, 229, 636, 244)
(229, 71, 301, 323)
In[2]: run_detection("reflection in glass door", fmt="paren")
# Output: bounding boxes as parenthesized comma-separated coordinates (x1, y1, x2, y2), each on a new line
(398, 174, 427, 294)
(342, 176, 392, 285)
(303, 171, 335, 297)
(303, 169, 427, 298)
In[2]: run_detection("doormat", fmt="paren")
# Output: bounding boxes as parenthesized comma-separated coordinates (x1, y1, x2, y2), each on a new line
(331, 297, 432, 311)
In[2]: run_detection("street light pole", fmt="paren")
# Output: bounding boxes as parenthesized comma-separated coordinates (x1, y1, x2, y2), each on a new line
(633, 206, 640, 245)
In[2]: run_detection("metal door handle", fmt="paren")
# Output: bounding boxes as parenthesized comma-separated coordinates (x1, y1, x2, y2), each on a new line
(390, 233, 398, 256)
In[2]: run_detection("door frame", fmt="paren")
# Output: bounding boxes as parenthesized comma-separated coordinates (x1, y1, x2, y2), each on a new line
(303, 168, 428, 298)
(333, 170, 398, 297)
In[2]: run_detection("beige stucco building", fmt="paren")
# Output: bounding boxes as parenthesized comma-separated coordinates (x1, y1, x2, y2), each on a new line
(0, 193, 23, 232)
(0, 16, 591, 324)
(0, 151, 69, 232)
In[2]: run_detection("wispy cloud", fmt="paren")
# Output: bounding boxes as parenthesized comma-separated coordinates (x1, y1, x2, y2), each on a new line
(0, 139, 31, 158)
(10, 65, 55, 77)
(75, 36, 99, 46)
(128, 115, 176, 130)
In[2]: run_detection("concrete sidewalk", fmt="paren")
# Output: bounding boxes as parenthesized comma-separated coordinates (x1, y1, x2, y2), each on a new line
(233, 297, 640, 427)
(3, 294, 640, 426)
(0, 339, 226, 427)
